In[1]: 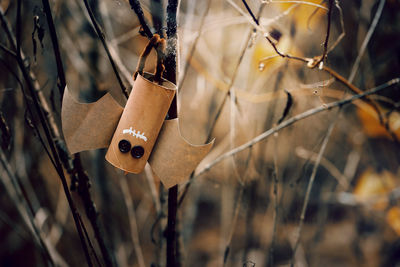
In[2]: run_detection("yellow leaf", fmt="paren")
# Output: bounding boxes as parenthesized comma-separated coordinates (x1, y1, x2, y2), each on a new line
(386, 207, 400, 236)
(353, 168, 397, 210)
(357, 103, 400, 139)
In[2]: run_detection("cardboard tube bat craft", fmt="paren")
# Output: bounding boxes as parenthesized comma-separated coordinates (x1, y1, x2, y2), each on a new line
(61, 35, 214, 188)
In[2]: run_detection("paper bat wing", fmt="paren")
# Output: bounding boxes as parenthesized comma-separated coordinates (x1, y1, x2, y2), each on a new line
(62, 86, 124, 154)
(149, 119, 214, 188)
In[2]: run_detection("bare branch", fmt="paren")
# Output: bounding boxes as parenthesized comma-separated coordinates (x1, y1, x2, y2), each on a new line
(348, 0, 386, 83)
(129, 0, 153, 38)
(82, 0, 129, 99)
(196, 78, 400, 177)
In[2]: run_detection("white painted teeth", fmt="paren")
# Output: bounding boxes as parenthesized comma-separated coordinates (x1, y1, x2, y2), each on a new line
(122, 127, 148, 142)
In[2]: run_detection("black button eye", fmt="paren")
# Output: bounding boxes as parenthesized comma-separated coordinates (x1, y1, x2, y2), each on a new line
(118, 139, 131, 153)
(131, 146, 144, 159)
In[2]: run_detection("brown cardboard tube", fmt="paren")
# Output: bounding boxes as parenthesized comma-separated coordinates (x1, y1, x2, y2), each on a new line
(105, 73, 176, 173)
(61, 86, 124, 154)
(149, 118, 215, 188)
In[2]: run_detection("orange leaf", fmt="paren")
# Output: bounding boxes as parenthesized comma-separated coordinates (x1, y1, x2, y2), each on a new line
(386, 207, 400, 236)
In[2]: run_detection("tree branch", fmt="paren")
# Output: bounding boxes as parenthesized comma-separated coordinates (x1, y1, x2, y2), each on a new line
(0, 6, 93, 266)
(82, 0, 129, 99)
(165, 1, 179, 266)
(129, 0, 153, 38)
(41, 0, 66, 96)
(196, 78, 400, 177)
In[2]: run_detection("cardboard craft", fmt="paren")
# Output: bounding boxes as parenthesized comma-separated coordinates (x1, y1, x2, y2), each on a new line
(105, 73, 176, 173)
(149, 119, 214, 188)
(62, 86, 123, 154)
(61, 73, 214, 187)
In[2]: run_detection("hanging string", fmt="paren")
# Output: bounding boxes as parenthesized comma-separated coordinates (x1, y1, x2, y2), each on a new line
(134, 34, 166, 85)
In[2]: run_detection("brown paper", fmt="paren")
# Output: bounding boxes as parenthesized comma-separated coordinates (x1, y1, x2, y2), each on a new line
(61, 86, 123, 154)
(149, 119, 214, 188)
(105, 73, 176, 173)
(62, 75, 213, 186)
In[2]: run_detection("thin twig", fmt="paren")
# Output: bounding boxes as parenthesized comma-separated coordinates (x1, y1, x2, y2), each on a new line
(290, 122, 335, 267)
(74, 154, 116, 267)
(269, 132, 280, 266)
(196, 78, 400, 177)
(41, 0, 66, 96)
(0, 42, 17, 57)
(37, 2, 117, 265)
(348, 0, 386, 83)
(240, 0, 309, 63)
(314, 0, 333, 67)
(16, 0, 21, 55)
(222, 149, 253, 265)
(0, 149, 55, 266)
(328, 0, 345, 53)
(4, 3, 114, 265)
(243, 0, 392, 137)
(0, 58, 57, 168)
(78, 214, 102, 267)
(295, 147, 350, 189)
(223, 183, 246, 266)
(82, 0, 129, 99)
(178, 1, 267, 207)
(207, 2, 266, 142)
(178, 0, 211, 91)
(263, 0, 328, 10)
(323, 65, 384, 124)
(306, 0, 325, 31)
(291, 2, 389, 264)
(0, 7, 93, 266)
(120, 176, 146, 267)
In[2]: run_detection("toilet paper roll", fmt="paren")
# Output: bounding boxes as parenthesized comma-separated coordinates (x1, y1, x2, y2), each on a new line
(105, 72, 176, 173)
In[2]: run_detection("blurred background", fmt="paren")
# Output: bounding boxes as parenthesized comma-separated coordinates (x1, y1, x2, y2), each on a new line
(0, 0, 400, 266)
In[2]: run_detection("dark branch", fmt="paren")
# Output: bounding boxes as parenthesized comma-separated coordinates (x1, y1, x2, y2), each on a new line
(41, 0, 66, 96)
(165, 1, 179, 267)
(129, 0, 153, 38)
(0, 7, 93, 266)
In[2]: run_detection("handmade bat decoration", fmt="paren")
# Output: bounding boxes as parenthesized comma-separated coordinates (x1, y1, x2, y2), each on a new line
(62, 34, 214, 188)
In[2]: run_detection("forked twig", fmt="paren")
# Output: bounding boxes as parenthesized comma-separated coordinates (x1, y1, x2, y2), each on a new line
(242, 0, 393, 138)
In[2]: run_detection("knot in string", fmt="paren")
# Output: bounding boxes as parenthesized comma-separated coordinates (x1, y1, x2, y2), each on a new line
(134, 34, 166, 85)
